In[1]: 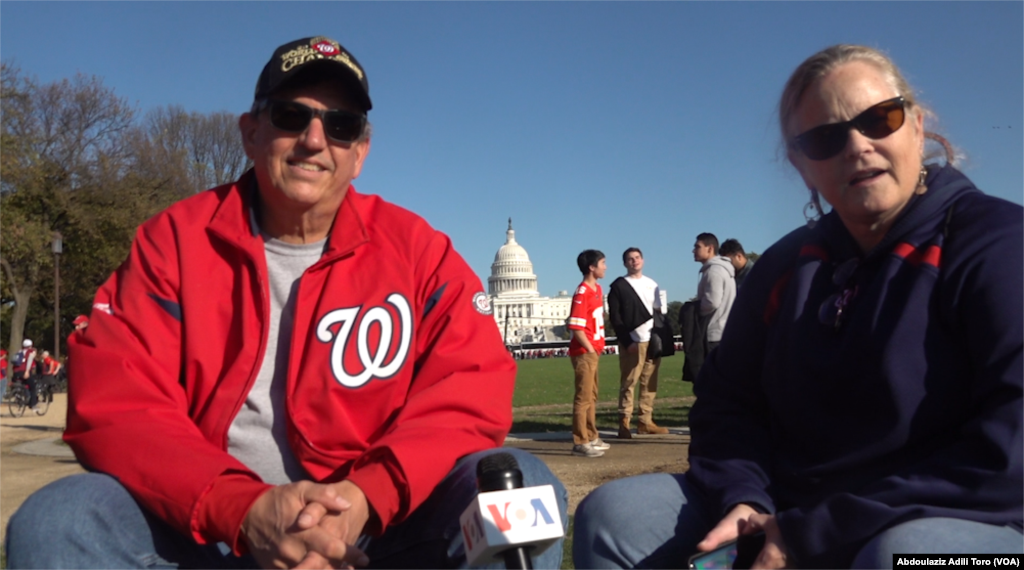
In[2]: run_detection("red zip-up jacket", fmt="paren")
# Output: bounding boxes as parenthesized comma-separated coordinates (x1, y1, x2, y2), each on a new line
(65, 171, 515, 551)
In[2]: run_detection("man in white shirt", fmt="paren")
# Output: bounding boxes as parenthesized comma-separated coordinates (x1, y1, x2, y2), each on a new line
(607, 248, 670, 439)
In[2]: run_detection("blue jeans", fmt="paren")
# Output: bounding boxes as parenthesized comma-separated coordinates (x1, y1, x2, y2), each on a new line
(573, 473, 1023, 569)
(6, 448, 567, 569)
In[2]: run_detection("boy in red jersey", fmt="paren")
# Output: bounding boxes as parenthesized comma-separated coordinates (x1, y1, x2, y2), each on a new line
(567, 250, 609, 458)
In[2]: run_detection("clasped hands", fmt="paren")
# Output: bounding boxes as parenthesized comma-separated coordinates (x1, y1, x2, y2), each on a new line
(695, 504, 791, 569)
(241, 479, 372, 569)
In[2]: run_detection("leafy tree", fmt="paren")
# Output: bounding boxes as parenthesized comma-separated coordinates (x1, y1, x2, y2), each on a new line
(665, 300, 683, 335)
(0, 65, 212, 358)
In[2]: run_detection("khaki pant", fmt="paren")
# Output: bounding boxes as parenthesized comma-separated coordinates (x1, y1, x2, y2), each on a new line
(570, 352, 600, 445)
(618, 341, 660, 424)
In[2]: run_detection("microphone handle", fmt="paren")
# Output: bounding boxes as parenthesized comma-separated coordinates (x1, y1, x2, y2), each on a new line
(503, 546, 534, 570)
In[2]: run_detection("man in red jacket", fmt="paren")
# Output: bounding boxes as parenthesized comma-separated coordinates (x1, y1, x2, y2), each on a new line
(8, 36, 565, 569)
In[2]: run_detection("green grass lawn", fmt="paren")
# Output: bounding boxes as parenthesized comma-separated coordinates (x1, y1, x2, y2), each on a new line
(512, 353, 694, 433)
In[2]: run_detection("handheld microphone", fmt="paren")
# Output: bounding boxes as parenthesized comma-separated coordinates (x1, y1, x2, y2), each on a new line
(459, 453, 563, 569)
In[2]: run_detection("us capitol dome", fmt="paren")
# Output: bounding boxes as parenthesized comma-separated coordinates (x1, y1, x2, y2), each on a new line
(488, 219, 572, 344)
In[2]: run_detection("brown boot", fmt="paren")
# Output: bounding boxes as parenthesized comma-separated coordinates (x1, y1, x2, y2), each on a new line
(617, 416, 632, 439)
(637, 420, 669, 435)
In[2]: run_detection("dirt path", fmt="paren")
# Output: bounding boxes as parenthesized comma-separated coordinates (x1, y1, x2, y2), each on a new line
(0, 393, 86, 547)
(0, 394, 688, 547)
(503, 434, 689, 516)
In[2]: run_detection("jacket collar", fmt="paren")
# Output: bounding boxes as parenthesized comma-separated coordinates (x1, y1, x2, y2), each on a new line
(207, 169, 371, 261)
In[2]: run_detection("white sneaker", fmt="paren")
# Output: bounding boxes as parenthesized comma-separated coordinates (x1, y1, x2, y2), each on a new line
(590, 438, 610, 451)
(571, 443, 605, 458)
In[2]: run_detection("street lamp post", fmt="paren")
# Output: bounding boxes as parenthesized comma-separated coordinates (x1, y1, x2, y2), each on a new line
(52, 232, 62, 359)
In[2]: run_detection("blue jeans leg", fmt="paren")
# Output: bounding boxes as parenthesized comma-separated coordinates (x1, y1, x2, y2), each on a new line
(360, 447, 568, 569)
(573, 473, 716, 569)
(7, 451, 566, 569)
(5, 473, 255, 569)
(852, 517, 1024, 569)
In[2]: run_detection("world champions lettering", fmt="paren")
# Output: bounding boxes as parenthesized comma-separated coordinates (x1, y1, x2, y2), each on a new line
(278, 38, 364, 79)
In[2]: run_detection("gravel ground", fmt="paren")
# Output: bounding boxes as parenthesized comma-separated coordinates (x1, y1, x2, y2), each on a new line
(0, 393, 689, 548)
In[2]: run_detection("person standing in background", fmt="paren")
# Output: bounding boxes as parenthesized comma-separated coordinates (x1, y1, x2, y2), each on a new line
(567, 250, 609, 458)
(607, 247, 670, 439)
(693, 233, 736, 357)
(719, 238, 755, 289)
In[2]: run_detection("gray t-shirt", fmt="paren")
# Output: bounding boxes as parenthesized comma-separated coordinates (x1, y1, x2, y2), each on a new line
(226, 232, 325, 484)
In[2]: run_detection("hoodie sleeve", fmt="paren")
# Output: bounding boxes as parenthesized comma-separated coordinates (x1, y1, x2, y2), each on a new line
(700, 262, 729, 315)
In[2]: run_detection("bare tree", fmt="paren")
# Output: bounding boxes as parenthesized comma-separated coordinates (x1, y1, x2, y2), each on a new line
(144, 106, 248, 193)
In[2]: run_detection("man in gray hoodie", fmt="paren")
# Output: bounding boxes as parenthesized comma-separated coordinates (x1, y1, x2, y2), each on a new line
(693, 233, 735, 356)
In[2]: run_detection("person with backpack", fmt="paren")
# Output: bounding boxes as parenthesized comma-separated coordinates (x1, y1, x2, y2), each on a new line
(12, 339, 40, 410)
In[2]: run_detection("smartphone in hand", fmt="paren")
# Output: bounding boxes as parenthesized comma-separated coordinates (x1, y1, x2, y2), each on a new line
(687, 532, 766, 570)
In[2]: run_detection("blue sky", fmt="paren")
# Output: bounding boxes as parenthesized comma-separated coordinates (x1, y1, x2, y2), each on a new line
(2, 2, 1021, 302)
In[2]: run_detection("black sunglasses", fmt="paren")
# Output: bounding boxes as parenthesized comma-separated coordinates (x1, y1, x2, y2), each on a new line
(259, 99, 366, 143)
(792, 96, 906, 161)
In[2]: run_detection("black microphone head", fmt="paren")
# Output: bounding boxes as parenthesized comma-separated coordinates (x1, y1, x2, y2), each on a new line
(478, 452, 520, 475)
(477, 452, 524, 491)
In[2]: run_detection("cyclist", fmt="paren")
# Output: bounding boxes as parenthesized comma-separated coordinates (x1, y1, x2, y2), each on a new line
(12, 339, 39, 411)
(38, 350, 61, 401)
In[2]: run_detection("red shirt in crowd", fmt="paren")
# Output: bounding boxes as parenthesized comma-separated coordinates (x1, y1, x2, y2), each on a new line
(568, 281, 605, 356)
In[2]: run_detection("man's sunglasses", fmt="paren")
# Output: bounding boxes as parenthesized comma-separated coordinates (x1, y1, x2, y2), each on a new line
(791, 96, 906, 161)
(258, 100, 366, 143)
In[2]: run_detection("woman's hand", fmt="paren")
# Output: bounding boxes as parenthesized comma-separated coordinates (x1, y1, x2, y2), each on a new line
(740, 513, 790, 569)
(695, 503, 759, 553)
(695, 505, 790, 570)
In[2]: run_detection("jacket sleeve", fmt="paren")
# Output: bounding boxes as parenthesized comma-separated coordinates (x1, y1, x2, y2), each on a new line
(607, 281, 626, 341)
(64, 216, 271, 551)
(345, 231, 516, 533)
(774, 203, 1024, 567)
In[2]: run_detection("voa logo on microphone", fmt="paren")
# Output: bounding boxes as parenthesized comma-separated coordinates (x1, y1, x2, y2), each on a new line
(486, 497, 557, 531)
(316, 293, 412, 388)
(459, 486, 564, 565)
(462, 495, 558, 550)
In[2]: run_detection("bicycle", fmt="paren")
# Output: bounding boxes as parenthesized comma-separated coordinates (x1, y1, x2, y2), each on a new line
(6, 376, 53, 417)
(7, 380, 31, 417)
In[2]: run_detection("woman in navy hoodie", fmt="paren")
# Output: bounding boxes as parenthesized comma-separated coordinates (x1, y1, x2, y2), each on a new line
(573, 45, 1023, 569)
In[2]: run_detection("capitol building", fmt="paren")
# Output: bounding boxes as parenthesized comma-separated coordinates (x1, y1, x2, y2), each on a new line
(488, 219, 573, 344)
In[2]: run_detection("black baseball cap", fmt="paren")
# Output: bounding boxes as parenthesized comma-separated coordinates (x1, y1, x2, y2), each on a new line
(254, 36, 372, 111)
